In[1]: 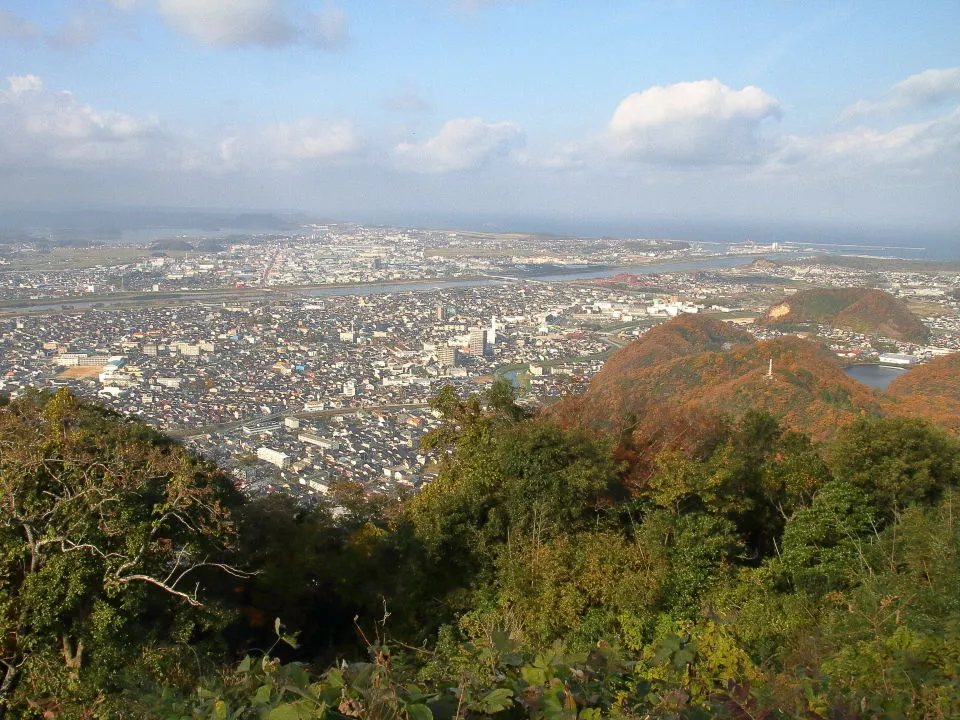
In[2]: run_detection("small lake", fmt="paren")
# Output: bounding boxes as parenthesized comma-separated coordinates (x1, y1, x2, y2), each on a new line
(843, 363, 908, 390)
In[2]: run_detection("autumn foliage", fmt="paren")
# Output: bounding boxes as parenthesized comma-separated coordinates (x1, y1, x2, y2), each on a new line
(885, 351, 960, 432)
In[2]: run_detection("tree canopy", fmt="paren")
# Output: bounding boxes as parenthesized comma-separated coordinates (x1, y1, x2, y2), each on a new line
(3, 380, 960, 718)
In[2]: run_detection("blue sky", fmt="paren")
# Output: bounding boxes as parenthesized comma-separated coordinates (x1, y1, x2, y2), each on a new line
(1, 0, 958, 239)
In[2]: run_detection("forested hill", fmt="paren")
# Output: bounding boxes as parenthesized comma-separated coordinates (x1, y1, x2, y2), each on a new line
(755, 287, 930, 343)
(3, 355, 960, 717)
(551, 315, 881, 444)
(594, 313, 753, 378)
(885, 351, 960, 432)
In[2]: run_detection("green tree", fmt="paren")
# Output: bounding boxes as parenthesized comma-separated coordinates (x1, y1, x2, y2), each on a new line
(0, 389, 245, 716)
(778, 480, 876, 594)
(828, 416, 960, 511)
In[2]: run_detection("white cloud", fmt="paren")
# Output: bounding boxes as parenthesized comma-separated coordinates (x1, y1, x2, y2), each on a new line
(7, 75, 44, 95)
(607, 79, 782, 165)
(817, 109, 960, 166)
(201, 118, 359, 172)
(891, 68, 960, 108)
(264, 118, 359, 163)
(393, 118, 523, 173)
(0, 73, 361, 179)
(155, 0, 295, 47)
(106, 0, 349, 49)
(0, 75, 163, 166)
(519, 142, 587, 171)
(843, 67, 960, 119)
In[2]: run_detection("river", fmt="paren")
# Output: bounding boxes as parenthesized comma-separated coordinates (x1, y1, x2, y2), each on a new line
(4, 253, 810, 312)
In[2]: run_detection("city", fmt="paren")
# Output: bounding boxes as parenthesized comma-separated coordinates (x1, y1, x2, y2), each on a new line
(2, 224, 958, 502)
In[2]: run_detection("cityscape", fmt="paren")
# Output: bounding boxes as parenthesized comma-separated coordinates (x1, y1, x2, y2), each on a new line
(2, 0, 960, 713)
(2, 224, 958, 502)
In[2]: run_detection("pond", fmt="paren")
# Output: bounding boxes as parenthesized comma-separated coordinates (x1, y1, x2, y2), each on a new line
(843, 363, 908, 391)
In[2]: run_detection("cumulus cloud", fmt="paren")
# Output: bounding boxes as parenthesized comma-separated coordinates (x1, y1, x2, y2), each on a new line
(843, 67, 960, 119)
(0, 74, 164, 167)
(393, 118, 523, 173)
(607, 79, 782, 165)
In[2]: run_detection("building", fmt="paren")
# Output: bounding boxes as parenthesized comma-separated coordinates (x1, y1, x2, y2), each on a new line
(299, 432, 340, 451)
(256, 446, 290, 469)
(468, 327, 488, 357)
(437, 344, 460, 367)
(878, 353, 918, 366)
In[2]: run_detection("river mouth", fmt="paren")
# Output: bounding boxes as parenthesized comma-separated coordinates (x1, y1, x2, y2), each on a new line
(843, 363, 908, 391)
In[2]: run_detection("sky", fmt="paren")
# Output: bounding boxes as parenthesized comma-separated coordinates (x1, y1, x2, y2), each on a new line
(0, 0, 958, 242)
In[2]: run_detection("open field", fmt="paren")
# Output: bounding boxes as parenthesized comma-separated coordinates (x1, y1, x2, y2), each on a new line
(1, 246, 152, 271)
(906, 300, 956, 317)
(57, 366, 104, 379)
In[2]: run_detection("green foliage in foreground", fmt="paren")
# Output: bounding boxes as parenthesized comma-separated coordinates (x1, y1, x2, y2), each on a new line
(3, 382, 960, 718)
(0, 389, 244, 718)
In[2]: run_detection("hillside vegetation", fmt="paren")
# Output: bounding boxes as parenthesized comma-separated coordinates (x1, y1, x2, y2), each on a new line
(756, 287, 930, 343)
(885, 351, 960, 432)
(1, 338, 960, 718)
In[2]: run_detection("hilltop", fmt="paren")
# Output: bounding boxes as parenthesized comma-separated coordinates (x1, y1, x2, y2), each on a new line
(551, 315, 882, 446)
(755, 287, 929, 343)
(598, 313, 754, 377)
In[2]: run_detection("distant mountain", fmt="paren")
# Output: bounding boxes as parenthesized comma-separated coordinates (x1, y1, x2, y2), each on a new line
(756, 288, 929, 343)
(885, 352, 960, 432)
(551, 315, 883, 447)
